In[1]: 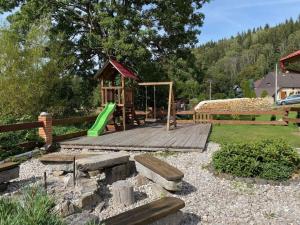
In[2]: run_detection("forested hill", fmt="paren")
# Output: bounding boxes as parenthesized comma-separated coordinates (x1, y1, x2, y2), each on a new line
(193, 17, 300, 99)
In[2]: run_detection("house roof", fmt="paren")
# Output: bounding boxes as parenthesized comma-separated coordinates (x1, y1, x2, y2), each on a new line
(254, 71, 300, 97)
(95, 59, 139, 81)
(280, 50, 300, 72)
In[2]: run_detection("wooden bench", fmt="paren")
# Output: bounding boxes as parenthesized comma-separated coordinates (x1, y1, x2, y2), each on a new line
(102, 197, 185, 225)
(134, 154, 184, 191)
(0, 162, 20, 183)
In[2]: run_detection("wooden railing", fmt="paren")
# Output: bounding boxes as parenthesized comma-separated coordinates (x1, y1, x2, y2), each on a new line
(195, 110, 289, 126)
(0, 121, 44, 150)
(52, 116, 97, 126)
(101, 87, 134, 106)
(0, 114, 98, 152)
(0, 121, 43, 133)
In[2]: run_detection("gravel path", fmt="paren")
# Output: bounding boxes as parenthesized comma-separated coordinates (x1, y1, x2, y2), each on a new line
(5, 142, 300, 225)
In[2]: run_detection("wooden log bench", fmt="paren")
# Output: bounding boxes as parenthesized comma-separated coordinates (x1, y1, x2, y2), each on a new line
(134, 154, 184, 191)
(102, 197, 185, 225)
(0, 162, 20, 184)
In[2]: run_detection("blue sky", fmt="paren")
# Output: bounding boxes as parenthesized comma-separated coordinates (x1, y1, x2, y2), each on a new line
(199, 0, 300, 44)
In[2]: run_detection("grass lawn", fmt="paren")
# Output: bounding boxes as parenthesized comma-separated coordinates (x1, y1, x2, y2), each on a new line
(210, 124, 300, 148)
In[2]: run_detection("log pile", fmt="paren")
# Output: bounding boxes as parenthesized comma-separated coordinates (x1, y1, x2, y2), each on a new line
(195, 98, 274, 112)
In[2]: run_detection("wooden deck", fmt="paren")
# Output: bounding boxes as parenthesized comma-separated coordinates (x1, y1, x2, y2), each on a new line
(60, 123, 211, 152)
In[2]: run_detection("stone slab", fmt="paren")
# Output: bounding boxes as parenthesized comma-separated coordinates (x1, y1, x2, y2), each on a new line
(135, 161, 182, 191)
(76, 152, 129, 172)
(0, 166, 19, 183)
(105, 163, 129, 185)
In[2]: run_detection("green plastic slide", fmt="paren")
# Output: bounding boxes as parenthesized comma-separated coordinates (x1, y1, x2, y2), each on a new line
(87, 102, 116, 137)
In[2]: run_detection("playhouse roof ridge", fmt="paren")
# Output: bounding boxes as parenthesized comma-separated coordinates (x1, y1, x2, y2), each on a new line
(95, 59, 140, 81)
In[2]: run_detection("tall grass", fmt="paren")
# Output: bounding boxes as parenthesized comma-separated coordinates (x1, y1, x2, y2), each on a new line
(0, 186, 64, 225)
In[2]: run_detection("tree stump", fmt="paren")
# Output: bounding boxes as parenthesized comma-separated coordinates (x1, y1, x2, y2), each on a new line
(112, 180, 135, 207)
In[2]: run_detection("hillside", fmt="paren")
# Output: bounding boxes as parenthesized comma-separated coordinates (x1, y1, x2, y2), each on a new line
(193, 17, 300, 99)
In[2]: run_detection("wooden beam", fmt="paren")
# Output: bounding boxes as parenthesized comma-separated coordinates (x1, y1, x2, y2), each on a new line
(53, 130, 88, 142)
(138, 82, 172, 86)
(171, 89, 176, 128)
(200, 120, 287, 126)
(166, 82, 173, 131)
(52, 116, 97, 126)
(283, 117, 300, 123)
(195, 110, 286, 115)
(0, 121, 43, 133)
(122, 77, 126, 131)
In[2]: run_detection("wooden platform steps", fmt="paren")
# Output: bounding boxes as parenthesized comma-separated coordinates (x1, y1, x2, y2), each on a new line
(134, 154, 184, 191)
(0, 162, 20, 184)
(102, 197, 185, 225)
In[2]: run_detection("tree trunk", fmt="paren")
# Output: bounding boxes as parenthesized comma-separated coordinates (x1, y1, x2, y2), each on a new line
(112, 180, 134, 207)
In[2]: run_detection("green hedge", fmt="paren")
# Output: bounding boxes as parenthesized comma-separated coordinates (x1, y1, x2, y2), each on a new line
(212, 139, 300, 181)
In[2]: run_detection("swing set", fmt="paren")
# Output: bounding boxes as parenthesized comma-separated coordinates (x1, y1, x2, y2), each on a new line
(138, 82, 177, 131)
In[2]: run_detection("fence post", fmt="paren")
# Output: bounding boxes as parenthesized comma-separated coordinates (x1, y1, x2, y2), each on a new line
(38, 112, 53, 149)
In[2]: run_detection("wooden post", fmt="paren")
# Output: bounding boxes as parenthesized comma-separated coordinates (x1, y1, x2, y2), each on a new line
(112, 180, 135, 207)
(167, 82, 173, 131)
(171, 88, 176, 128)
(100, 78, 104, 106)
(122, 77, 126, 131)
(73, 156, 76, 187)
(44, 171, 47, 191)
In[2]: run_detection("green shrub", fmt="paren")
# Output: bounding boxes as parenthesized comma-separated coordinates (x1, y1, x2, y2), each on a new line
(0, 186, 64, 225)
(260, 90, 269, 98)
(212, 139, 300, 181)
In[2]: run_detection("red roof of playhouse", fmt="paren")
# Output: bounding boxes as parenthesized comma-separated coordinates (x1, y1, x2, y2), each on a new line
(280, 50, 300, 72)
(95, 59, 139, 80)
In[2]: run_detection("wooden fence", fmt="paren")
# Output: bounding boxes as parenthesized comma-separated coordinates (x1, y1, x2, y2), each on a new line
(194, 107, 300, 126)
(0, 115, 97, 150)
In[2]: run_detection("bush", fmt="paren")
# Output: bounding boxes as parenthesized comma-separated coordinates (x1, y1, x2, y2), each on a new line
(0, 186, 64, 225)
(212, 139, 300, 181)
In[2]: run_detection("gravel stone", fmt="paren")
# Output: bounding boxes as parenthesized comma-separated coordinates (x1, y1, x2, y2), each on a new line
(3, 143, 300, 225)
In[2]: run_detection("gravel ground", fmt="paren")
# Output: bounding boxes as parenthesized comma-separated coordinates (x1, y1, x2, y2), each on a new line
(4, 142, 300, 225)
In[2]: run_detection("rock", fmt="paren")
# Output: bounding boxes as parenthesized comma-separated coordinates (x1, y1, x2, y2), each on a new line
(54, 200, 76, 217)
(0, 166, 19, 183)
(105, 163, 129, 185)
(88, 170, 101, 178)
(63, 173, 75, 188)
(64, 212, 99, 225)
(150, 183, 169, 198)
(136, 174, 149, 186)
(52, 170, 64, 177)
(94, 202, 105, 214)
(0, 183, 8, 192)
(76, 170, 88, 179)
(128, 160, 137, 175)
(76, 178, 99, 194)
(46, 163, 73, 172)
(135, 161, 182, 191)
(76, 152, 129, 172)
(76, 192, 102, 210)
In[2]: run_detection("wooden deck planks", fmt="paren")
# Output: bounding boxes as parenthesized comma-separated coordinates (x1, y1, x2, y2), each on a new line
(60, 123, 211, 152)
